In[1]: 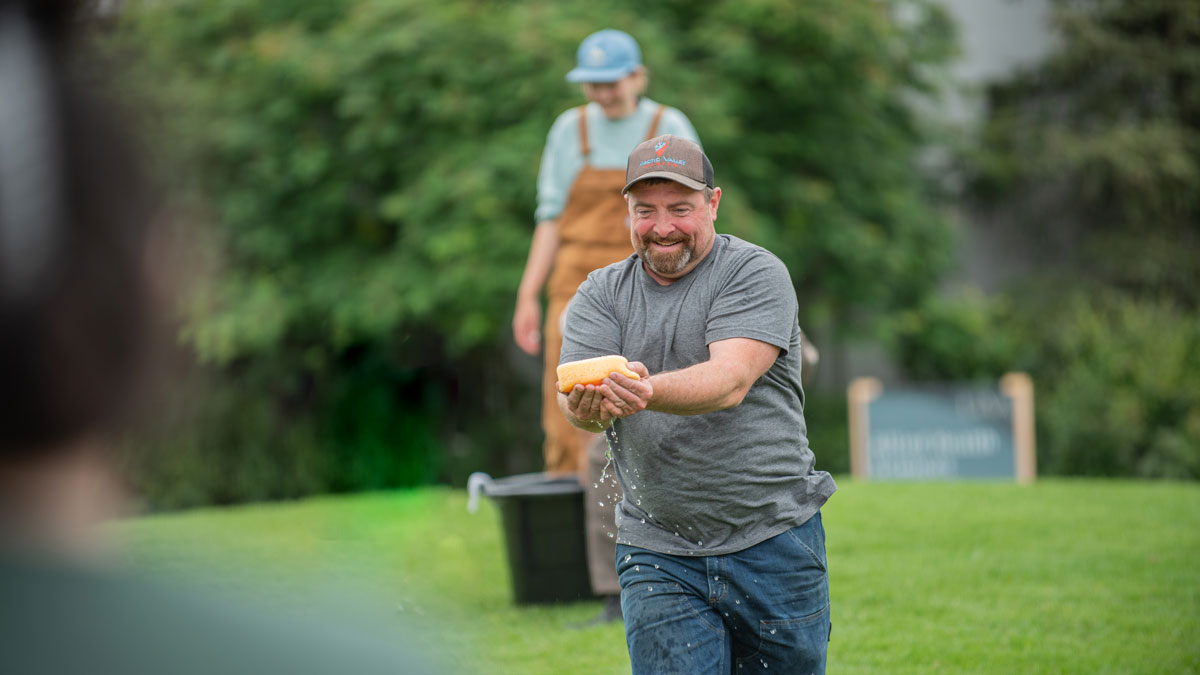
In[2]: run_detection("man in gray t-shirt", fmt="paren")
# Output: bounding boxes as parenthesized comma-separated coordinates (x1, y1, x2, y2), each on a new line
(558, 135, 836, 674)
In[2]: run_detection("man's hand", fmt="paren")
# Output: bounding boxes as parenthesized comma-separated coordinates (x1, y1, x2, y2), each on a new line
(558, 361, 653, 430)
(595, 361, 652, 419)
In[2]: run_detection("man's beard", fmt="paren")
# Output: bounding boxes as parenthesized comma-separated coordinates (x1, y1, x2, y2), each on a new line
(638, 235, 694, 276)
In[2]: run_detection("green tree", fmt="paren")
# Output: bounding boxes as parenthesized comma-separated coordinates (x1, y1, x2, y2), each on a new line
(894, 0, 1200, 478)
(971, 0, 1200, 304)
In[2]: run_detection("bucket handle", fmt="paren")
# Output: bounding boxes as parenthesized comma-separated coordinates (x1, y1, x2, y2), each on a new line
(466, 472, 492, 513)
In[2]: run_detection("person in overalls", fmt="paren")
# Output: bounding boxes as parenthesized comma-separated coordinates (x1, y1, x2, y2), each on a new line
(512, 29, 700, 621)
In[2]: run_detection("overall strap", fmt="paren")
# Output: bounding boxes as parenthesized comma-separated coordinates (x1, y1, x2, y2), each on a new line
(644, 105, 667, 140)
(577, 106, 590, 161)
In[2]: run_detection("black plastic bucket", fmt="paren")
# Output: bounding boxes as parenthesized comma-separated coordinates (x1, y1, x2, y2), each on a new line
(468, 472, 596, 605)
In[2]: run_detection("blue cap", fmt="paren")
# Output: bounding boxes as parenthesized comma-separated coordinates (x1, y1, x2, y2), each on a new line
(565, 29, 642, 83)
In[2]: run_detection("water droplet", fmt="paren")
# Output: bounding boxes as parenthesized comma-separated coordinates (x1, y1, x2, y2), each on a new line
(724, 612, 729, 617)
(654, 564, 660, 569)
(634, 565, 640, 571)
(593, 483, 599, 488)
(598, 502, 605, 507)
(698, 541, 703, 546)
(640, 518, 646, 524)
(686, 643, 691, 648)
(735, 600, 741, 605)
(607, 532, 614, 538)
(637, 499, 642, 506)
(631, 485, 637, 490)
(648, 587, 653, 592)
(714, 576, 719, 581)
(770, 629, 777, 635)
(624, 554, 632, 563)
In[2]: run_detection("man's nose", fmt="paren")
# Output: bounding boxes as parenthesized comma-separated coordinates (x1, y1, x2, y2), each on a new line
(650, 219, 676, 237)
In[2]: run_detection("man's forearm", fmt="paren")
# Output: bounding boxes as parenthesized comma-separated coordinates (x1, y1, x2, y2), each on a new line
(642, 338, 780, 416)
(646, 360, 754, 416)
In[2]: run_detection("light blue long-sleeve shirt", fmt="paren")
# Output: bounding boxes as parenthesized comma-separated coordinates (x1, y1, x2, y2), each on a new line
(535, 97, 700, 224)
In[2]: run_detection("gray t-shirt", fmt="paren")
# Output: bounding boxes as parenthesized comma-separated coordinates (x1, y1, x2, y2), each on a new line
(561, 234, 837, 556)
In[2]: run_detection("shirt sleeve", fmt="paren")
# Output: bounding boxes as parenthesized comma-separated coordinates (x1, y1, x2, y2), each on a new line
(534, 112, 574, 224)
(704, 250, 796, 354)
(559, 277, 624, 365)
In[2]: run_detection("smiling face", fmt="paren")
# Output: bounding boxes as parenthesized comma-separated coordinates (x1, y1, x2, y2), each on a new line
(626, 180, 721, 285)
(581, 68, 645, 119)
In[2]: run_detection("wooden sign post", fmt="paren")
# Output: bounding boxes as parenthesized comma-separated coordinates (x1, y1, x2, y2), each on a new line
(847, 373, 1036, 483)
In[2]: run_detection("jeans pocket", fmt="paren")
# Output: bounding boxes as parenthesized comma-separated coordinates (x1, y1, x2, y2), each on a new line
(784, 519, 827, 573)
(738, 607, 830, 673)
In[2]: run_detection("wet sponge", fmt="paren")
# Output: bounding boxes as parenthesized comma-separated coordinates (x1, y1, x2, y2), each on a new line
(557, 355, 640, 393)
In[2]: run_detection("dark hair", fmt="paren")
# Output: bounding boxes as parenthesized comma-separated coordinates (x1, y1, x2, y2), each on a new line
(0, 1, 157, 456)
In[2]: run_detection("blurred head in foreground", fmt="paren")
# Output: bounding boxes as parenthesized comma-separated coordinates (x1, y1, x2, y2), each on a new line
(0, 0, 159, 553)
(0, 2, 433, 672)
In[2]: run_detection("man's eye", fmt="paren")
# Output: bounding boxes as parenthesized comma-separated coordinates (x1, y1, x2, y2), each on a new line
(672, 208, 690, 215)
(636, 210, 653, 218)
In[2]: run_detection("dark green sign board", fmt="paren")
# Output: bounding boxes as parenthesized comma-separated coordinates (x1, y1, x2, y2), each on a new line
(848, 375, 1036, 482)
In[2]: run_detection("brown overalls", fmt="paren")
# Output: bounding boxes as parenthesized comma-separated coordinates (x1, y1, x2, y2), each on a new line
(542, 105, 664, 596)
(542, 104, 665, 474)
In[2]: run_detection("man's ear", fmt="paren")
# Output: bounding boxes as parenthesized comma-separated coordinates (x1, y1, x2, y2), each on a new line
(709, 186, 722, 222)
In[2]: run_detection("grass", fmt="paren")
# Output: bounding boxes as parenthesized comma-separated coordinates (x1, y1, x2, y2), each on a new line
(111, 479, 1200, 674)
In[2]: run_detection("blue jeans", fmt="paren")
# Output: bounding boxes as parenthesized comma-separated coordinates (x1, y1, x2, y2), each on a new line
(616, 512, 829, 675)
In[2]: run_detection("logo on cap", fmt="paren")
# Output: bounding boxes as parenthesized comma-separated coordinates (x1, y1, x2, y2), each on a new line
(587, 47, 607, 67)
(654, 140, 668, 156)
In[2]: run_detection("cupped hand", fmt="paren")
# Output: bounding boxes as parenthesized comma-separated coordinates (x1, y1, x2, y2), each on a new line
(597, 361, 653, 419)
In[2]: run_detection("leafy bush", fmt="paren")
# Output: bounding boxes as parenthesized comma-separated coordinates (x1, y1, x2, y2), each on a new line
(1033, 294, 1200, 479)
(883, 288, 1023, 381)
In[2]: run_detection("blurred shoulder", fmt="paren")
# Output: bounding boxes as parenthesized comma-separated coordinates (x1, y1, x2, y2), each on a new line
(545, 106, 584, 146)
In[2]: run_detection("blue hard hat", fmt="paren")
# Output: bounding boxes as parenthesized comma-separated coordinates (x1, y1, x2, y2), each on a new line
(565, 29, 642, 83)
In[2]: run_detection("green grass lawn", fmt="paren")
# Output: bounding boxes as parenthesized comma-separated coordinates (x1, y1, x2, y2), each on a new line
(112, 480, 1200, 674)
